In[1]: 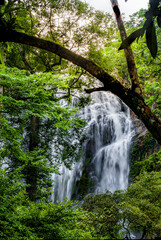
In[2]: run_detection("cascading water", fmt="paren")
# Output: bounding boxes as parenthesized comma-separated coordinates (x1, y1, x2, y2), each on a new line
(52, 91, 134, 202)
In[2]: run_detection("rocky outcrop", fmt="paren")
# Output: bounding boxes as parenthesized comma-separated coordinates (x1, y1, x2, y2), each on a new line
(129, 111, 161, 180)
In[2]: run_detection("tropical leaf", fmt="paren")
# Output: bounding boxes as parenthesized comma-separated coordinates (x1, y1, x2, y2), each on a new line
(146, 21, 158, 58)
(118, 28, 145, 50)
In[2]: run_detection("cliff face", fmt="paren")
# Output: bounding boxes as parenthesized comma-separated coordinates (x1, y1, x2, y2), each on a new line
(129, 111, 161, 181)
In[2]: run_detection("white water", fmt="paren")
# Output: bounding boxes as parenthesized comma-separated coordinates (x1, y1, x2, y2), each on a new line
(52, 91, 134, 201)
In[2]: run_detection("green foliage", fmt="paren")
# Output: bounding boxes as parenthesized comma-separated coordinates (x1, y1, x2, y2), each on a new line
(81, 171, 161, 239)
(142, 149, 161, 171)
(88, 38, 129, 82)
(124, 10, 161, 119)
(119, 27, 145, 51)
(0, 65, 86, 200)
(0, 168, 33, 240)
(146, 19, 158, 58)
(119, 171, 161, 239)
(82, 192, 121, 239)
(2, 0, 115, 74)
(131, 147, 161, 179)
(119, 0, 161, 58)
(1, 167, 161, 239)
(144, 78, 161, 117)
(0, 167, 94, 239)
(130, 133, 159, 179)
(15, 200, 93, 240)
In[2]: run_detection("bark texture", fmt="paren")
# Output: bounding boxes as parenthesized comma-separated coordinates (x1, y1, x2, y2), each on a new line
(0, 28, 161, 144)
(110, 0, 141, 93)
(26, 115, 40, 201)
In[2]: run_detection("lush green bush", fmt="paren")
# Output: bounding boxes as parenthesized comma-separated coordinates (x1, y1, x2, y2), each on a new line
(82, 192, 121, 239)
(0, 66, 86, 200)
(16, 200, 94, 240)
(131, 148, 161, 178)
(130, 132, 161, 180)
(0, 168, 94, 239)
(119, 171, 161, 239)
(0, 168, 35, 239)
(1, 162, 161, 239)
(82, 171, 161, 239)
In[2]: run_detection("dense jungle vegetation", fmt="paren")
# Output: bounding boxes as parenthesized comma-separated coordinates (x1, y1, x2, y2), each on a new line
(0, 0, 161, 239)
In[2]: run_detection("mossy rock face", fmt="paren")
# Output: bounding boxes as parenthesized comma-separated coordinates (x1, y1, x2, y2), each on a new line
(72, 172, 92, 200)
(72, 158, 95, 200)
(129, 131, 161, 180)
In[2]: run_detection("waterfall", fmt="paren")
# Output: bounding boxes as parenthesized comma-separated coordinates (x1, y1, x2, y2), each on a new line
(52, 91, 134, 202)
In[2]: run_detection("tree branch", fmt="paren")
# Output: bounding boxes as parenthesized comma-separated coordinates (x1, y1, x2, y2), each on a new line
(85, 87, 106, 93)
(110, 0, 142, 94)
(1, 28, 161, 144)
(0, 28, 126, 94)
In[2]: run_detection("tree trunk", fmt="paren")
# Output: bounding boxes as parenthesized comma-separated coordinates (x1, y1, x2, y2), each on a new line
(0, 28, 161, 144)
(110, 0, 142, 93)
(29, 115, 40, 151)
(26, 115, 40, 201)
(0, 50, 6, 117)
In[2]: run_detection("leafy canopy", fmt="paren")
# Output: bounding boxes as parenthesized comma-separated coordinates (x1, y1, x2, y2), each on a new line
(119, 0, 161, 58)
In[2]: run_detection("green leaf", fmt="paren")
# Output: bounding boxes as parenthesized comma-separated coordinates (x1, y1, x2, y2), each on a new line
(146, 21, 158, 58)
(118, 28, 145, 50)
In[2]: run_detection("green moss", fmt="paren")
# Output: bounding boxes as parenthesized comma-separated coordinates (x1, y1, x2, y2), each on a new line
(130, 132, 160, 180)
(72, 158, 95, 199)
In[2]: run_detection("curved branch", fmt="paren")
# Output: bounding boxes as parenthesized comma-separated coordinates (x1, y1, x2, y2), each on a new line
(1, 28, 161, 144)
(0, 28, 127, 96)
(85, 87, 106, 93)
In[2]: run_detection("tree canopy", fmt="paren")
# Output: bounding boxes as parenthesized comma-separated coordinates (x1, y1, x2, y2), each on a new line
(0, 0, 161, 144)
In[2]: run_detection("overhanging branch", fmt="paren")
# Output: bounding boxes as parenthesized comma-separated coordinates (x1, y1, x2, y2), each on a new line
(0, 28, 127, 97)
(1, 28, 161, 144)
